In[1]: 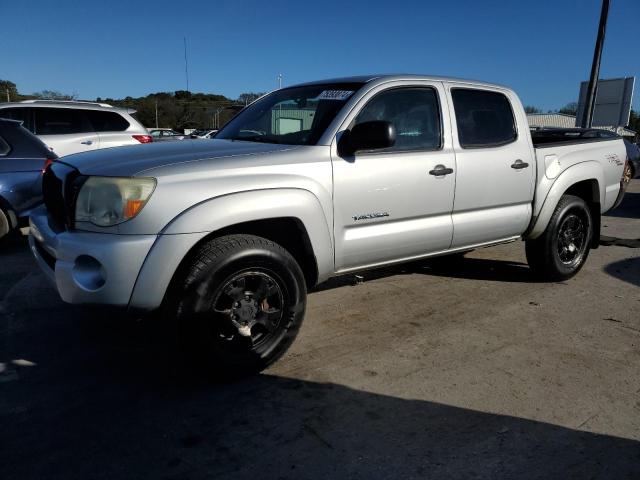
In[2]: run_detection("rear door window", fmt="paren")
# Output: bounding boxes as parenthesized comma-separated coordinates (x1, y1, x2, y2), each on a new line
(86, 110, 130, 132)
(451, 89, 516, 148)
(34, 108, 93, 135)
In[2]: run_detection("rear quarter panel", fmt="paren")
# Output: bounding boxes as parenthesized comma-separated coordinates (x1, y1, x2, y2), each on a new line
(0, 155, 46, 217)
(528, 138, 626, 238)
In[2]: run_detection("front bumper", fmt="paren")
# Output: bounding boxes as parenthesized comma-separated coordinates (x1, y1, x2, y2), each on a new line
(29, 206, 157, 306)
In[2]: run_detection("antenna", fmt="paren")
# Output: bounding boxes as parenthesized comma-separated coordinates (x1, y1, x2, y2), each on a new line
(184, 36, 190, 92)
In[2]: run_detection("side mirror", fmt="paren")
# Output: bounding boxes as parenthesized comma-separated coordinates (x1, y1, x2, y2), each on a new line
(340, 121, 396, 155)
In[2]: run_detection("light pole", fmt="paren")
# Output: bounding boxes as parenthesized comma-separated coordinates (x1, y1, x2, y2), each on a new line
(581, 0, 610, 128)
(277, 73, 283, 89)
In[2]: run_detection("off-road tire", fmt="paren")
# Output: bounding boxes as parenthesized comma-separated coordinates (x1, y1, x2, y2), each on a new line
(165, 234, 306, 378)
(525, 195, 593, 281)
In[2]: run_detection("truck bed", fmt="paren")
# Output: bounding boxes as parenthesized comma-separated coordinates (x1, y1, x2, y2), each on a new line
(531, 127, 620, 148)
(531, 133, 626, 222)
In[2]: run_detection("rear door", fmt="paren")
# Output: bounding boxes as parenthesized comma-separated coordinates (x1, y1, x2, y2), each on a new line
(34, 107, 100, 157)
(86, 110, 135, 148)
(332, 82, 456, 271)
(446, 85, 535, 248)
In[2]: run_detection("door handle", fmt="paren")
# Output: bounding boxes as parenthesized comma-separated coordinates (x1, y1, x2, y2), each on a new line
(511, 159, 529, 169)
(81, 140, 93, 145)
(429, 165, 454, 177)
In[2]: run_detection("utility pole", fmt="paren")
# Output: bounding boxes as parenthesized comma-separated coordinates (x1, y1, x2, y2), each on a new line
(155, 100, 159, 128)
(183, 36, 190, 93)
(581, 0, 610, 128)
(277, 73, 283, 89)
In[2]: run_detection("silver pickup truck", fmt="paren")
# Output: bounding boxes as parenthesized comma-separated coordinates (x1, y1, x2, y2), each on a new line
(29, 74, 629, 376)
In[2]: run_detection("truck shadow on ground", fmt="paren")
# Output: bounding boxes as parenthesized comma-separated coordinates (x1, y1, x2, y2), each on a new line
(2, 240, 640, 479)
(604, 256, 640, 287)
(605, 191, 639, 220)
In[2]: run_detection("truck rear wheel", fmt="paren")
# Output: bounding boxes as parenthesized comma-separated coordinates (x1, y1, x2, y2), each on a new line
(525, 195, 593, 281)
(166, 234, 307, 378)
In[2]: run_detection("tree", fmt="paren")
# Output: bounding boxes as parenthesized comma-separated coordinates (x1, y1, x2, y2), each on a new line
(0, 79, 18, 102)
(174, 90, 192, 100)
(524, 105, 541, 114)
(238, 92, 265, 105)
(559, 102, 578, 116)
(32, 90, 77, 100)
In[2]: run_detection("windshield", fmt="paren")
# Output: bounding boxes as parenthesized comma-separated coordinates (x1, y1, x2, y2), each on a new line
(216, 83, 364, 145)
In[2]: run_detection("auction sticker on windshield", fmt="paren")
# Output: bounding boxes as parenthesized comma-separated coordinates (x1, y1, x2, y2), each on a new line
(317, 90, 354, 100)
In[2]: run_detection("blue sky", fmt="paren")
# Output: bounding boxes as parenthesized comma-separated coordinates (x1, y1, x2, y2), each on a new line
(2, 0, 639, 111)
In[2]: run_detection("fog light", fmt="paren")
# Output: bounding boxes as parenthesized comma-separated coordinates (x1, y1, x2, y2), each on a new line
(72, 255, 106, 291)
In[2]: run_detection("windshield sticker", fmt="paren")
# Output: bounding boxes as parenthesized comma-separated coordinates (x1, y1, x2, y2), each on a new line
(317, 90, 354, 101)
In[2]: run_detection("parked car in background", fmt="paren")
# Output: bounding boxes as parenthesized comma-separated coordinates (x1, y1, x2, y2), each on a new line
(189, 129, 218, 139)
(0, 100, 151, 157)
(622, 138, 639, 180)
(148, 128, 185, 141)
(0, 118, 57, 240)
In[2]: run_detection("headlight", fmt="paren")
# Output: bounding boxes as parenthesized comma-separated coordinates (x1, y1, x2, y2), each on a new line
(75, 177, 156, 227)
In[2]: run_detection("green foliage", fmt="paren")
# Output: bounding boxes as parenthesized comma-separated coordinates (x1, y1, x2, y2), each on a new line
(0, 80, 258, 129)
(107, 90, 247, 130)
(238, 92, 265, 105)
(524, 105, 541, 114)
(0, 79, 19, 102)
(32, 90, 77, 100)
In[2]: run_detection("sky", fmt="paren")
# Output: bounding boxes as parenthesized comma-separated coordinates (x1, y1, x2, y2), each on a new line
(2, 0, 639, 111)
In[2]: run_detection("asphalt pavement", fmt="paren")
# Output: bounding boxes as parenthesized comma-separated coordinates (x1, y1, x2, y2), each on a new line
(1, 181, 639, 479)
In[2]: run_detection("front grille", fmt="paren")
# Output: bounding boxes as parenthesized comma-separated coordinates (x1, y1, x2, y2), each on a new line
(42, 162, 84, 229)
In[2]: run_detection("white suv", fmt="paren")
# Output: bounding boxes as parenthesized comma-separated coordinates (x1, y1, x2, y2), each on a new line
(0, 100, 151, 157)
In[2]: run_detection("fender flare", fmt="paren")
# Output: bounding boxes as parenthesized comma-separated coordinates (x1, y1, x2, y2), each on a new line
(129, 188, 334, 311)
(527, 161, 603, 240)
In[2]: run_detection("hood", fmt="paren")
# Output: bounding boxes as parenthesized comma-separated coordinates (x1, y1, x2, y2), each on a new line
(60, 140, 296, 176)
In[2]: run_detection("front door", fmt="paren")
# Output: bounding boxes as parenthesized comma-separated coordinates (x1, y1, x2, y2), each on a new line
(332, 83, 456, 271)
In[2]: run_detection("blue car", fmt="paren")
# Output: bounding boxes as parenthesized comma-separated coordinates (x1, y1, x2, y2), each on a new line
(0, 118, 57, 240)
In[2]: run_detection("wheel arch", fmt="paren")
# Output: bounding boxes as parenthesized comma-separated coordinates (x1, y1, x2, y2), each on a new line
(128, 189, 333, 312)
(527, 162, 603, 247)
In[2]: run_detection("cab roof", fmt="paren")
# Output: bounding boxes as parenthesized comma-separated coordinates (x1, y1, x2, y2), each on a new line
(292, 74, 509, 90)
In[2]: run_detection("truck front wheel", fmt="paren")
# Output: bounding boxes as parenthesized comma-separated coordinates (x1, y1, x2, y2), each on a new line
(166, 234, 307, 378)
(525, 195, 593, 281)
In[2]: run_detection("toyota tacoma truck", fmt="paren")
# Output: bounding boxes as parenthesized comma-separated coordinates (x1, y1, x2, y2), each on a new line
(29, 75, 630, 376)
